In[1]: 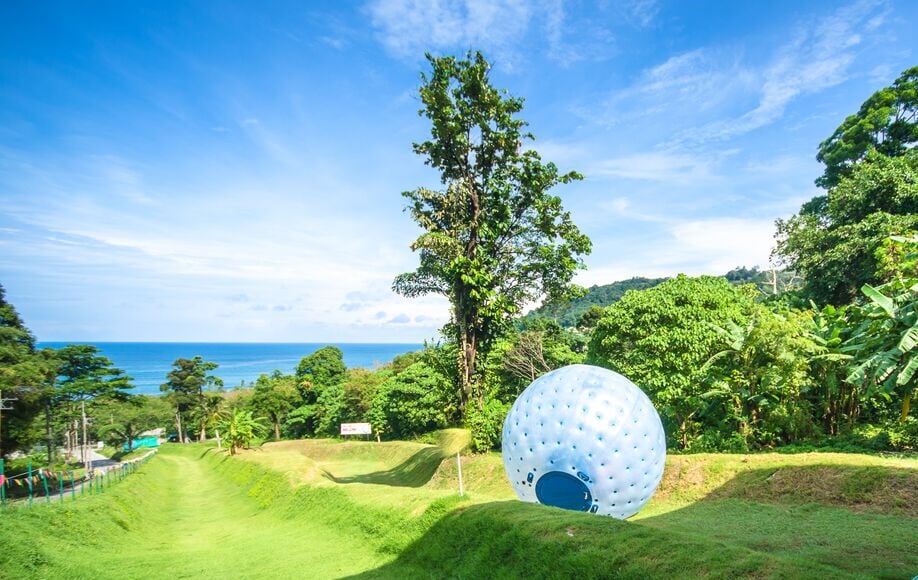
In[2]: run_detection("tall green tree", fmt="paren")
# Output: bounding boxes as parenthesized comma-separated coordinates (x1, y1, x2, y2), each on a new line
(816, 66, 918, 188)
(160, 356, 221, 443)
(55, 344, 133, 461)
(808, 304, 858, 435)
(368, 362, 451, 439)
(394, 51, 591, 409)
(703, 307, 817, 448)
(775, 150, 918, 305)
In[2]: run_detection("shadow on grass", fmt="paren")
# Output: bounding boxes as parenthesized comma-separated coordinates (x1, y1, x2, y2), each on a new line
(343, 464, 918, 579)
(325, 446, 451, 488)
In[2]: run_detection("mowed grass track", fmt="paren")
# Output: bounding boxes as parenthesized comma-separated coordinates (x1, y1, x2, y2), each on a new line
(1, 438, 916, 579)
(0, 449, 387, 579)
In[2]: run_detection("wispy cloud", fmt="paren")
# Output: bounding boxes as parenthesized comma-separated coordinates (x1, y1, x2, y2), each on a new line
(590, 48, 754, 128)
(542, 0, 616, 66)
(619, 0, 659, 28)
(686, 0, 887, 142)
(365, 0, 619, 67)
(366, 0, 532, 61)
(590, 149, 725, 184)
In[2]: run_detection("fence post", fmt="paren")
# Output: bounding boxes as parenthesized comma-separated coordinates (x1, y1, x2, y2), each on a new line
(70, 471, 76, 500)
(58, 471, 64, 504)
(0, 458, 5, 508)
(41, 470, 50, 504)
(27, 462, 33, 507)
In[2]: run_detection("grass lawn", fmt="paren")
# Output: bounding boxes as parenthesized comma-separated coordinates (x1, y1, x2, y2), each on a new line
(1, 434, 915, 578)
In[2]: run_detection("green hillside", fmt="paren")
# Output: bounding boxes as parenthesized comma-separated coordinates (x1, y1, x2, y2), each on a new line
(1, 438, 914, 579)
(522, 277, 667, 327)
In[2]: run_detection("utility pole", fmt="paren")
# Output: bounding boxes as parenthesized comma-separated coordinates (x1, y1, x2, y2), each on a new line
(0, 390, 19, 458)
(81, 400, 92, 473)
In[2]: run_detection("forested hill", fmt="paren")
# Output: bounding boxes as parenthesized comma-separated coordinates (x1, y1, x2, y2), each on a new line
(523, 267, 799, 328)
(523, 277, 667, 327)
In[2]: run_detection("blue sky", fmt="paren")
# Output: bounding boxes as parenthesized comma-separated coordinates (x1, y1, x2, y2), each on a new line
(1, 0, 916, 342)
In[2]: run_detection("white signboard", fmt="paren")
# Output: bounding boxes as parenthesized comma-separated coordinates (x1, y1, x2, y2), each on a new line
(340, 422, 372, 435)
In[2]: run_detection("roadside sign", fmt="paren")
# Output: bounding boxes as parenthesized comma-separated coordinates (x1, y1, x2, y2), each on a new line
(340, 423, 372, 435)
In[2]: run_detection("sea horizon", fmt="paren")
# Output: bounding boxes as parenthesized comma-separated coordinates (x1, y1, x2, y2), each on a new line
(38, 341, 424, 395)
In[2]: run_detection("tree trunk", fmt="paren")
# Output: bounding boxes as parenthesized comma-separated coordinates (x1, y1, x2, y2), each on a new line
(199, 422, 207, 442)
(215, 429, 222, 450)
(45, 402, 54, 471)
(457, 179, 481, 411)
(274, 418, 281, 441)
(175, 412, 184, 444)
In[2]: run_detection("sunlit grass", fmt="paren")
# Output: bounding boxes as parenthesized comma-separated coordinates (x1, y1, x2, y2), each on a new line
(1, 437, 915, 578)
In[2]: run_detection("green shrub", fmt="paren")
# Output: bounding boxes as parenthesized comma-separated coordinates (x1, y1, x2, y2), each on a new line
(465, 398, 511, 452)
(368, 362, 452, 439)
(588, 275, 755, 449)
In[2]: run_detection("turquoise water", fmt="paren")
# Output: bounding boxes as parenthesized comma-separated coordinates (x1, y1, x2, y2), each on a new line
(38, 342, 423, 395)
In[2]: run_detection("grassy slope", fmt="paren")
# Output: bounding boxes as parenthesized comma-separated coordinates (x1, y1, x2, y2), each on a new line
(1, 438, 915, 579)
(0, 446, 387, 579)
(241, 439, 918, 578)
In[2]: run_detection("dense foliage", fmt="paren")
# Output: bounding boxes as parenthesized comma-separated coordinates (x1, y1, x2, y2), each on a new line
(588, 276, 756, 448)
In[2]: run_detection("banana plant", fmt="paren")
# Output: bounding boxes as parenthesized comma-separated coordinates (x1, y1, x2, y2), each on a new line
(808, 303, 856, 434)
(846, 280, 918, 421)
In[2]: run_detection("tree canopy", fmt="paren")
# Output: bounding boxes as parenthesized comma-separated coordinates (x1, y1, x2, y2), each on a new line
(296, 346, 346, 390)
(816, 66, 918, 188)
(394, 51, 591, 408)
(775, 150, 918, 305)
(160, 356, 222, 443)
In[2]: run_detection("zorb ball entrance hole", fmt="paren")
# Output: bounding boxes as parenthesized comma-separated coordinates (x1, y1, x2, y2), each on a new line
(501, 364, 666, 519)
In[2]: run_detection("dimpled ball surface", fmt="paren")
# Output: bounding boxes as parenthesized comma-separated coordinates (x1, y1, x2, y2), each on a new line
(501, 364, 666, 519)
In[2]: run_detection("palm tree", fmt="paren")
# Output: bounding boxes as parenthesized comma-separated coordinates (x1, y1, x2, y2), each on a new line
(198, 393, 228, 448)
(196, 392, 224, 442)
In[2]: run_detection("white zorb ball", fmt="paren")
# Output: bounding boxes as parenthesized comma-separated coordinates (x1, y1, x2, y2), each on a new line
(502, 364, 666, 519)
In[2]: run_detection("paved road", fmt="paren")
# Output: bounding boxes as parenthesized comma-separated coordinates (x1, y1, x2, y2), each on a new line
(84, 449, 118, 469)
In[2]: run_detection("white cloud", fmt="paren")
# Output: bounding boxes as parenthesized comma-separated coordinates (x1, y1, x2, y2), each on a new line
(591, 150, 719, 183)
(366, 0, 532, 60)
(542, 0, 616, 66)
(575, 217, 777, 287)
(366, 0, 618, 67)
(668, 218, 776, 272)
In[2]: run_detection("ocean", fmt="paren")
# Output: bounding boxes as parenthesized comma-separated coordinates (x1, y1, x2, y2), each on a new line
(37, 342, 423, 395)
